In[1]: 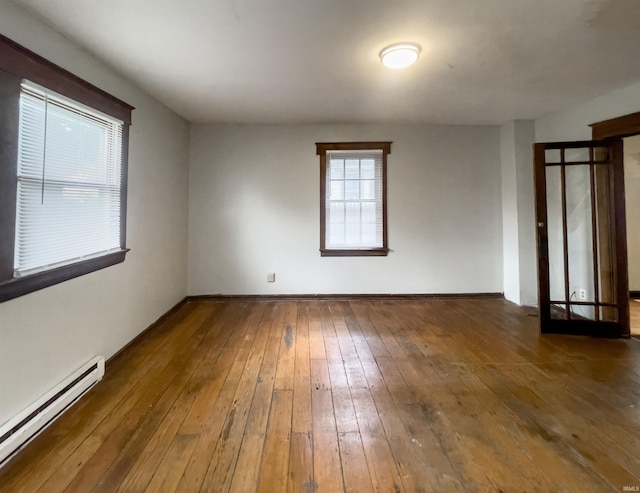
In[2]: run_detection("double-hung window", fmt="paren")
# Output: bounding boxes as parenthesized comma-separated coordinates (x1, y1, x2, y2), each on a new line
(316, 142, 391, 256)
(0, 35, 133, 302)
(15, 82, 124, 275)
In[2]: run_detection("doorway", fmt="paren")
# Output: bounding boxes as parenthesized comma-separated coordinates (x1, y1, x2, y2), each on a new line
(624, 134, 640, 336)
(535, 112, 640, 337)
(591, 112, 640, 337)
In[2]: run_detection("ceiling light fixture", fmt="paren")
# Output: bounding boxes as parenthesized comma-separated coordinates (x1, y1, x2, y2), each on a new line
(379, 42, 421, 69)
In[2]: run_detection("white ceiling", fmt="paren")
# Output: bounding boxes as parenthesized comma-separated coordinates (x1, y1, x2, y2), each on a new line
(10, 0, 640, 125)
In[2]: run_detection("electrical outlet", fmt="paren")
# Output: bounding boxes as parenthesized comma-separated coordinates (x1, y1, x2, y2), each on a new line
(267, 272, 276, 282)
(579, 288, 587, 300)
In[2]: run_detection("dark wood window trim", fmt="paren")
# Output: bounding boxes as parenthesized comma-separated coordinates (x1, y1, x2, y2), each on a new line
(316, 141, 391, 257)
(0, 34, 133, 303)
(0, 34, 133, 124)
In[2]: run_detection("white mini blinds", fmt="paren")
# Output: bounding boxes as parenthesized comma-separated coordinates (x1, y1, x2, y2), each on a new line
(325, 150, 383, 249)
(316, 142, 391, 257)
(15, 81, 124, 276)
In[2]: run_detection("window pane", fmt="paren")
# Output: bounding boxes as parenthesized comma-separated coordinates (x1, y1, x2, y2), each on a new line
(345, 202, 363, 245)
(17, 94, 45, 179)
(329, 223, 345, 246)
(15, 181, 120, 271)
(361, 223, 377, 245)
(345, 180, 360, 200)
(345, 202, 360, 223)
(345, 159, 359, 179)
(361, 201, 376, 222)
(345, 231, 359, 245)
(44, 104, 118, 185)
(330, 159, 344, 179)
(361, 160, 375, 179)
(361, 180, 375, 200)
(330, 181, 344, 200)
(329, 202, 344, 223)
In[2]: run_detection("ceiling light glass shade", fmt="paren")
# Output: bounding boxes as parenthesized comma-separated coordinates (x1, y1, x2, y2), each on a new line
(379, 42, 421, 69)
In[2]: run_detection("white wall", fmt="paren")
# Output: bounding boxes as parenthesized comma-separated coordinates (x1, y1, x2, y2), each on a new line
(536, 79, 640, 142)
(188, 124, 503, 295)
(501, 123, 521, 303)
(500, 120, 536, 306)
(0, 1, 190, 426)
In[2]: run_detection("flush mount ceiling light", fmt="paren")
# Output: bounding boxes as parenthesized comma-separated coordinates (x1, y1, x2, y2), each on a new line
(379, 42, 421, 69)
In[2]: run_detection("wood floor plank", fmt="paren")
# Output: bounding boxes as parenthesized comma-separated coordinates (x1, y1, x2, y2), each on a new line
(307, 302, 326, 360)
(311, 389, 343, 493)
(228, 432, 265, 493)
(328, 301, 359, 361)
(310, 358, 331, 391)
(344, 301, 391, 361)
(319, 303, 342, 361)
(244, 303, 285, 435)
(337, 432, 373, 493)
(292, 303, 312, 434)
(287, 431, 314, 493)
(144, 433, 198, 493)
(359, 432, 404, 493)
(370, 385, 435, 492)
(2, 298, 640, 492)
(274, 302, 297, 390)
(256, 389, 293, 493)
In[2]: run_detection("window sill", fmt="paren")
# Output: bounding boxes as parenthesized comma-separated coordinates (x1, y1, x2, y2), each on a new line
(320, 248, 389, 257)
(0, 249, 129, 303)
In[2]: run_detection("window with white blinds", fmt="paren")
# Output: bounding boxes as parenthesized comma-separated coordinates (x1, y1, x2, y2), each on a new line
(14, 81, 124, 276)
(325, 150, 383, 249)
(0, 35, 132, 303)
(316, 142, 391, 257)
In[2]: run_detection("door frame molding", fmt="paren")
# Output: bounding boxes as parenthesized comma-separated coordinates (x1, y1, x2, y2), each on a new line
(591, 111, 640, 140)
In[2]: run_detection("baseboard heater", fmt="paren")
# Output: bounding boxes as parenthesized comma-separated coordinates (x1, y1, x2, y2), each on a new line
(0, 356, 105, 467)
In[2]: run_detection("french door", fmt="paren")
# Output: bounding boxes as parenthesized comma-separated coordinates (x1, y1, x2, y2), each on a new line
(534, 139, 630, 337)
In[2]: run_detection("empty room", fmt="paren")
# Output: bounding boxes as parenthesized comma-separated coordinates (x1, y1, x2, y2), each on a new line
(1, 0, 640, 491)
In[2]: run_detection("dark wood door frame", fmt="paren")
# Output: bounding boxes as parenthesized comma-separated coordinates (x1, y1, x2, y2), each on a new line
(591, 111, 640, 140)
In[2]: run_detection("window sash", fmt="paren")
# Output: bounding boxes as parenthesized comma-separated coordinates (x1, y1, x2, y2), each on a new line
(325, 150, 384, 249)
(14, 81, 124, 275)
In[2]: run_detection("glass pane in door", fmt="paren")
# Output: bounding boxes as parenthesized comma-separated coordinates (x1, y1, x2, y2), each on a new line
(545, 166, 566, 319)
(565, 164, 595, 320)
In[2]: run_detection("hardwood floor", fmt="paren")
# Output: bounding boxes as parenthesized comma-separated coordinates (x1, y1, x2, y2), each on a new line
(1, 298, 640, 492)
